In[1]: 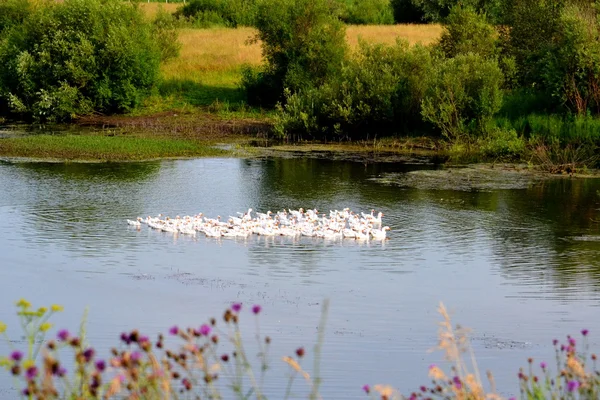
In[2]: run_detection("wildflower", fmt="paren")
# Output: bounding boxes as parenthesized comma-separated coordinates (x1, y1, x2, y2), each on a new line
(252, 305, 262, 315)
(10, 351, 23, 362)
(83, 348, 95, 362)
(57, 329, 70, 341)
(16, 299, 31, 309)
(569, 338, 576, 347)
(95, 360, 106, 372)
(221, 354, 229, 362)
(199, 324, 211, 336)
(0, 322, 6, 333)
(362, 384, 370, 394)
(453, 376, 462, 390)
(39, 322, 52, 332)
(553, 339, 558, 346)
(130, 351, 142, 362)
(120, 332, 131, 345)
(296, 347, 305, 358)
(582, 329, 589, 336)
(540, 362, 547, 370)
(56, 367, 67, 377)
(25, 366, 38, 381)
(567, 380, 580, 392)
(232, 303, 242, 313)
(169, 326, 178, 335)
(420, 386, 427, 392)
(51, 304, 64, 312)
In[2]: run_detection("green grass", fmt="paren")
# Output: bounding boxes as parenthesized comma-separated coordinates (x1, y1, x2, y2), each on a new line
(0, 134, 229, 161)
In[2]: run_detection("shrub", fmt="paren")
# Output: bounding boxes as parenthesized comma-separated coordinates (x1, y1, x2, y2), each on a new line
(338, 0, 395, 25)
(274, 41, 437, 140)
(0, 0, 32, 38)
(152, 8, 182, 62)
(0, 0, 161, 122)
(410, 0, 503, 22)
(438, 6, 498, 59)
(243, 0, 347, 107)
(176, 0, 257, 27)
(421, 53, 504, 140)
(478, 126, 525, 159)
(539, 5, 600, 115)
(500, 0, 564, 88)
(390, 0, 426, 23)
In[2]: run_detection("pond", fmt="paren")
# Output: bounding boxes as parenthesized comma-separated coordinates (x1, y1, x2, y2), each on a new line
(1, 156, 600, 398)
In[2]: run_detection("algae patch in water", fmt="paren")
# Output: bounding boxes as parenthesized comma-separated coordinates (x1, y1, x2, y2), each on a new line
(371, 164, 566, 191)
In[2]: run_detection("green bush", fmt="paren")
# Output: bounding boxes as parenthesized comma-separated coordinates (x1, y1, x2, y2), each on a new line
(152, 8, 182, 62)
(438, 6, 498, 59)
(243, 0, 347, 107)
(410, 0, 503, 22)
(421, 53, 504, 140)
(176, 0, 257, 27)
(539, 5, 600, 115)
(478, 126, 525, 158)
(0, 0, 32, 38)
(338, 0, 395, 25)
(390, 0, 426, 23)
(0, 0, 161, 122)
(500, 0, 564, 88)
(274, 41, 437, 140)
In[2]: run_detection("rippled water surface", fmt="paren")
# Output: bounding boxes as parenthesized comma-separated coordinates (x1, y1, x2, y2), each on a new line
(1, 157, 600, 398)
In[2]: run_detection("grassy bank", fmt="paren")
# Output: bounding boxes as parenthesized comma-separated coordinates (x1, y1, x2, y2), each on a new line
(0, 133, 229, 161)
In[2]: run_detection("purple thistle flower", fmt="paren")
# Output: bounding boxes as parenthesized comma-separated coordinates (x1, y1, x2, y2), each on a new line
(429, 364, 437, 370)
(25, 366, 38, 381)
(232, 303, 242, 313)
(120, 332, 131, 345)
(95, 360, 106, 372)
(553, 339, 558, 346)
(582, 329, 589, 336)
(55, 367, 67, 377)
(252, 305, 262, 315)
(169, 326, 179, 335)
(130, 351, 142, 362)
(21, 389, 30, 396)
(567, 380, 580, 392)
(10, 351, 23, 362)
(453, 376, 463, 390)
(57, 329, 70, 341)
(420, 386, 427, 392)
(540, 362, 547, 370)
(139, 335, 150, 344)
(199, 324, 211, 336)
(362, 384, 370, 393)
(83, 348, 95, 362)
(569, 338, 576, 347)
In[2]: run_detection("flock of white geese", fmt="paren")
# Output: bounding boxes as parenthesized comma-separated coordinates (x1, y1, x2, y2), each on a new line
(127, 208, 390, 240)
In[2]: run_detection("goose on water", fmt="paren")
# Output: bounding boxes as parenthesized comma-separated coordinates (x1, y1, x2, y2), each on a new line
(127, 208, 389, 242)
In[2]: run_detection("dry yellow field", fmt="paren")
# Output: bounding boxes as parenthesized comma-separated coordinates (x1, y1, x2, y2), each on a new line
(161, 25, 442, 83)
(138, 2, 182, 19)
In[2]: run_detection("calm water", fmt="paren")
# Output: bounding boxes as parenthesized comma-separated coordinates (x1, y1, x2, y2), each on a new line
(1, 157, 600, 398)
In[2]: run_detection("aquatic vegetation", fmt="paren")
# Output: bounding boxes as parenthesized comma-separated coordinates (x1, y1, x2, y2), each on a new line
(128, 208, 390, 240)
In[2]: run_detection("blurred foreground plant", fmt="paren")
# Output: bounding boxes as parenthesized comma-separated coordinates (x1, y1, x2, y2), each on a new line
(362, 303, 599, 400)
(0, 299, 328, 399)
